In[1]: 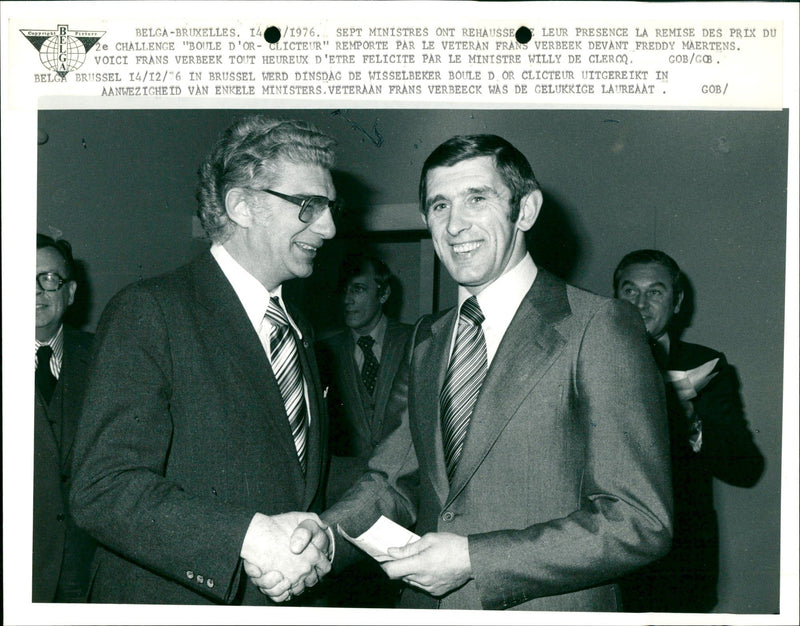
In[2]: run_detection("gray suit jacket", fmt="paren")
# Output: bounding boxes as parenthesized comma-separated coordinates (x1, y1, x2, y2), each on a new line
(317, 320, 412, 502)
(323, 270, 673, 611)
(70, 251, 328, 605)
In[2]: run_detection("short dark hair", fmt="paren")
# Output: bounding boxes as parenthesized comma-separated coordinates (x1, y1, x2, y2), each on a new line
(419, 134, 540, 222)
(340, 252, 391, 298)
(613, 249, 684, 304)
(37, 233, 75, 281)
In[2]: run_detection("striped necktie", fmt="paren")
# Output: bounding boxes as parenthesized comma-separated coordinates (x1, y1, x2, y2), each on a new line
(440, 296, 487, 481)
(264, 297, 308, 473)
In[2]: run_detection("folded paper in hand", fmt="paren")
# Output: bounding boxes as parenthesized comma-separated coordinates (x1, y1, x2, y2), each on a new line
(338, 515, 420, 563)
(665, 358, 719, 401)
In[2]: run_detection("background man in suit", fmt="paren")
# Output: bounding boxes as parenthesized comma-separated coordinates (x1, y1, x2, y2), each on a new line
(316, 252, 411, 606)
(70, 116, 340, 605)
(281, 134, 673, 611)
(613, 248, 764, 612)
(34, 234, 96, 602)
(318, 252, 413, 504)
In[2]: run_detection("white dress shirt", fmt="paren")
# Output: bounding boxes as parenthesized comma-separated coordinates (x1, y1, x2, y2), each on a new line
(455, 253, 538, 366)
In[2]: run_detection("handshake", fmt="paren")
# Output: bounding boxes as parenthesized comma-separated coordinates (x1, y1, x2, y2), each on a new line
(239, 511, 334, 603)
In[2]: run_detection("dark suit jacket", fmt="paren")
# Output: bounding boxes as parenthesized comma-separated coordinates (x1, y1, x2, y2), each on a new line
(619, 339, 764, 612)
(317, 319, 413, 503)
(33, 325, 97, 602)
(70, 251, 329, 605)
(323, 270, 673, 611)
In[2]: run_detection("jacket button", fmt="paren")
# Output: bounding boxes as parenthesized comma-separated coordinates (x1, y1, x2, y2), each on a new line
(442, 511, 454, 522)
(197, 574, 204, 584)
(186, 571, 194, 580)
(206, 578, 214, 588)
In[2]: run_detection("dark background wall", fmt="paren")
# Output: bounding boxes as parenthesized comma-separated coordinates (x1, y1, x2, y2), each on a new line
(37, 108, 787, 613)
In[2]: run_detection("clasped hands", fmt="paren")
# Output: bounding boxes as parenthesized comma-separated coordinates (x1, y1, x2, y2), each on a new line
(240, 512, 333, 602)
(244, 513, 472, 602)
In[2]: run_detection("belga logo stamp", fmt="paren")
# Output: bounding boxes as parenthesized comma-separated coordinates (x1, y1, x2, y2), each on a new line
(20, 25, 105, 78)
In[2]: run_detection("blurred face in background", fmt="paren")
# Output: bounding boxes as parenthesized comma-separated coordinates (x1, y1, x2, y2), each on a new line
(343, 263, 387, 335)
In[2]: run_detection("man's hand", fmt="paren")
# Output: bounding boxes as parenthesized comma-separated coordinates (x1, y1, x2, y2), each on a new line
(240, 512, 332, 601)
(381, 532, 472, 597)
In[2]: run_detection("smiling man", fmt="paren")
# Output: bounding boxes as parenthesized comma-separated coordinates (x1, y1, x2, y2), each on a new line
(613, 249, 764, 612)
(298, 134, 675, 611)
(70, 116, 340, 605)
(34, 234, 96, 602)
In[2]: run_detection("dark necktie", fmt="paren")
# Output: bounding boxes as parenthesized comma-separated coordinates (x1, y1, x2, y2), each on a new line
(357, 335, 380, 395)
(440, 296, 487, 481)
(36, 344, 57, 404)
(264, 297, 308, 473)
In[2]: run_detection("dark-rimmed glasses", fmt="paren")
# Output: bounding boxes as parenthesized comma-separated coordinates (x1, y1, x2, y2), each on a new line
(37, 272, 69, 292)
(249, 188, 343, 224)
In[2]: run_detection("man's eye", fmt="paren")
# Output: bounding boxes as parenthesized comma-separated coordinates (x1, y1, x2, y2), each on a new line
(648, 290, 664, 297)
(468, 195, 486, 204)
(430, 202, 448, 213)
(623, 288, 637, 297)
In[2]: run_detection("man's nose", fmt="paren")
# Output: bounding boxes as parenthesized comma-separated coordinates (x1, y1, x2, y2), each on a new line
(311, 207, 336, 239)
(446, 203, 470, 235)
(635, 293, 649, 309)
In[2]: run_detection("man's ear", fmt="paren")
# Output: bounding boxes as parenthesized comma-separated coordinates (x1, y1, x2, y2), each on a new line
(66, 280, 77, 307)
(515, 189, 543, 232)
(225, 187, 254, 228)
(379, 284, 391, 304)
(673, 291, 684, 315)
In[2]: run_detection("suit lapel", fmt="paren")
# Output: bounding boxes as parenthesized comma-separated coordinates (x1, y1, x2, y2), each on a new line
(58, 327, 92, 471)
(287, 302, 327, 509)
(191, 254, 306, 491)
(415, 310, 457, 508)
(372, 322, 406, 434)
(447, 271, 571, 504)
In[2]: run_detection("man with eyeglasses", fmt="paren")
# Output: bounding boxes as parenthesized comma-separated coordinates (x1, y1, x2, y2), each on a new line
(34, 233, 96, 602)
(70, 116, 340, 605)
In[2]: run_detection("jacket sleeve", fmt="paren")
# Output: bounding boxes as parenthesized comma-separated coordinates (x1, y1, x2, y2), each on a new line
(69, 285, 253, 603)
(469, 300, 673, 610)
(694, 354, 765, 487)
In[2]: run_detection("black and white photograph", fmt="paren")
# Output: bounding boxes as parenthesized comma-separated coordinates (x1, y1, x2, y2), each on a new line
(3, 3, 798, 626)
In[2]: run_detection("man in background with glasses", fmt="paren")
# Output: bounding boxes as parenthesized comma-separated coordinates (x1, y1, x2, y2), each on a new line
(70, 116, 339, 605)
(34, 233, 96, 602)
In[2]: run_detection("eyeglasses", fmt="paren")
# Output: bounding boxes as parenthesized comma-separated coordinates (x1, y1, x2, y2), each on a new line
(250, 188, 344, 224)
(37, 272, 69, 292)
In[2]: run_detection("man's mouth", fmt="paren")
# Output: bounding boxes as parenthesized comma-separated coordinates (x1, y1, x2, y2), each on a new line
(451, 241, 482, 255)
(295, 241, 319, 256)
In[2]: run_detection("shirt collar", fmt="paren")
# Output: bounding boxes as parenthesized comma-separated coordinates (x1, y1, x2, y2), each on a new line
(455, 254, 537, 365)
(35, 324, 64, 373)
(210, 244, 301, 338)
(458, 253, 537, 325)
(350, 313, 388, 347)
